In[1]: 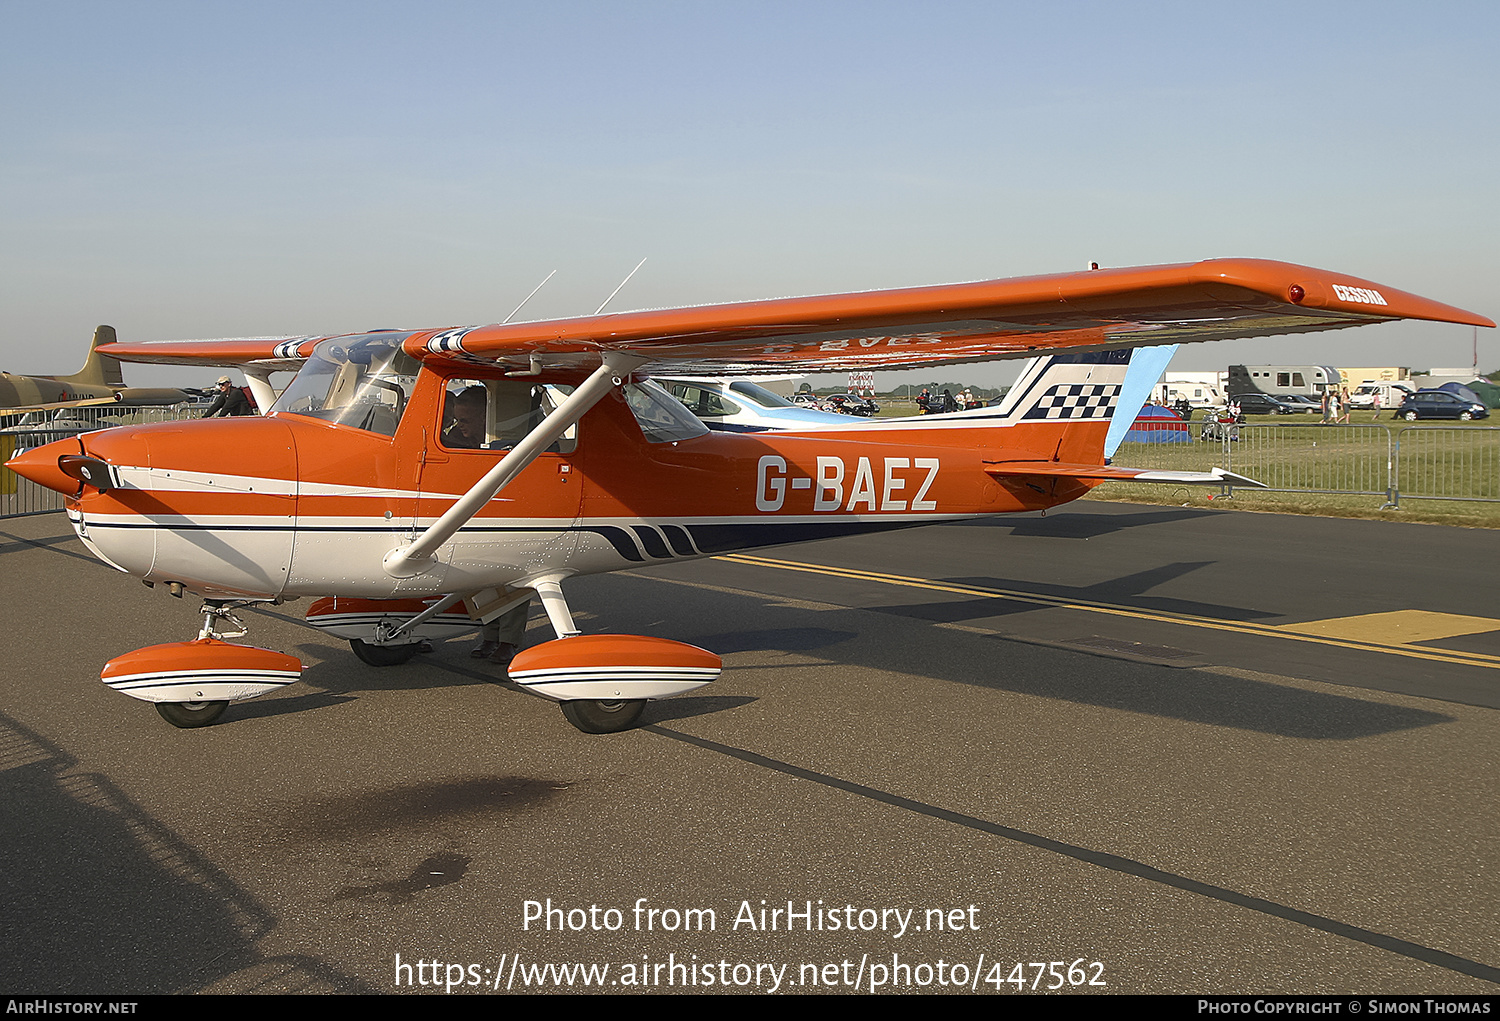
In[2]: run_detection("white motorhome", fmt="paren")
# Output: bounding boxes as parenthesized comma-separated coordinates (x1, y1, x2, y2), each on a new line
(1229, 365, 1341, 398)
(1153, 378, 1226, 408)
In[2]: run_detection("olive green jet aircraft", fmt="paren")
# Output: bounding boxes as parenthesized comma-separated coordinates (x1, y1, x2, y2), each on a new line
(0, 326, 194, 414)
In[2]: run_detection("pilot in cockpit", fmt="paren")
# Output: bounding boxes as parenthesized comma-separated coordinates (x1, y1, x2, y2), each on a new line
(442, 385, 488, 449)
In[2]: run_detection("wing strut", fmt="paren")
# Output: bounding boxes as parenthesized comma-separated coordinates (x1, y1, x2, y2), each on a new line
(382, 351, 649, 579)
(242, 366, 278, 415)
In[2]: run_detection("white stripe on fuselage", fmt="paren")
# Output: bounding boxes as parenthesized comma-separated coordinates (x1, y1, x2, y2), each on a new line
(111, 465, 470, 500)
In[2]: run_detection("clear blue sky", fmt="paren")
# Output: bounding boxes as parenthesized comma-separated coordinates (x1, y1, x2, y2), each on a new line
(2, 1, 1496, 387)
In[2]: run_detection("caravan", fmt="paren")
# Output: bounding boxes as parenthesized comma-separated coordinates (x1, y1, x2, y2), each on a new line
(1152, 376, 1226, 409)
(1229, 365, 1342, 398)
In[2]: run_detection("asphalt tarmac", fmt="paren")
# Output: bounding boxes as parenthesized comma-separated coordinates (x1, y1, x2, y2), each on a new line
(1, 502, 1496, 995)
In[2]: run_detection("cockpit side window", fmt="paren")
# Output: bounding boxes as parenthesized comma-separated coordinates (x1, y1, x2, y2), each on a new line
(438, 378, 578, 454)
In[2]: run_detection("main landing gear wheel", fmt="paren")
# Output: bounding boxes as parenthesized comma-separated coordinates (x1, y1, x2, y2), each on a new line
(349, 638, 420, 666)
(560, 699, 646, 734)
(155, 700, 228, 729)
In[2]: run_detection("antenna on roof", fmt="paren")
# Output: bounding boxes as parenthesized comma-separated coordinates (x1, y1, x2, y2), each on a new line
(594, 258, 647, 316)
(502, 270, 558, 324)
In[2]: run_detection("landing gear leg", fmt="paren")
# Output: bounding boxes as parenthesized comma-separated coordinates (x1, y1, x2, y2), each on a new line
(521, 577, 645, 734)
(154, 598, 258, 729)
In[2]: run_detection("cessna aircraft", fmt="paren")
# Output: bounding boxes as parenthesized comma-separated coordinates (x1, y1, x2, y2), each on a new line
(7, 259, 1492, 733)
(0, 326, 195, 414)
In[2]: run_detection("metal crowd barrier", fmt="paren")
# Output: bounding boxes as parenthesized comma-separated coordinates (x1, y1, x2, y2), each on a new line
(0, 406, 200, 518)
(1393, 426, 1500, 505)
(1113, 418, 1500, 507)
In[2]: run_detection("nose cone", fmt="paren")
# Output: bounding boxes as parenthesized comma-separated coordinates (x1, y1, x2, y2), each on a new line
(6, 437, 80, 495)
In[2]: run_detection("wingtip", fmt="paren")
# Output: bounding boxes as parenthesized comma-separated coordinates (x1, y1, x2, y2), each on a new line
(1193, 259, 1494, 329)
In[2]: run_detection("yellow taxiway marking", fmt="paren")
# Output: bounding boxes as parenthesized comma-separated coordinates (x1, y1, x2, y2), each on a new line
(716, 554, 1500, 671)
(1277, 610, 1500, 644)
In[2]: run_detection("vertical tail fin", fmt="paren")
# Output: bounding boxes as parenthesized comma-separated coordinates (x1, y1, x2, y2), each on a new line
(58, 326, 123, 387)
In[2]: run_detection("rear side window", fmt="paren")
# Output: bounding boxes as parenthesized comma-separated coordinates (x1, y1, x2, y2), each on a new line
(624, 381, 709, 443)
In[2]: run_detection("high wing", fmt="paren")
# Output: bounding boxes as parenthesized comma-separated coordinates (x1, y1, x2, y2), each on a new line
(421, 258, 1493, 373)
(97, 259, 1492, 379)
(96, 335, 314, 371)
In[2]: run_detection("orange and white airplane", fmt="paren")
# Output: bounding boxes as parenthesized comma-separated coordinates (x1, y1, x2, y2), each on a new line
(7, 259, 1492, 732)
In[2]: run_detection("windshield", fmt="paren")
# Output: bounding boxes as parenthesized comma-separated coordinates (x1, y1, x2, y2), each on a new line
(270, 333, 420, 437)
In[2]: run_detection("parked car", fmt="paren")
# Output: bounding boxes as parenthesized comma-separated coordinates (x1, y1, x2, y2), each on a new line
(1230, 393, 1298, 416)
(1273, 394, 1320, 413)
(1391, 391, 1489, 421)
(822, 393, 880, 416)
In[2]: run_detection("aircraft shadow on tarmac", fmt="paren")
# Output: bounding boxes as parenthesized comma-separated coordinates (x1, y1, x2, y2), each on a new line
(691, 626, 860, 654)
(0, 528, 103, 564)
(638, 693, 759, 725)
(574, 574, 1452, 741)
(287, 775, 575, 842)
(945, 635, 1452, 740)
(870, 562, 1277, 625)
(0, 710, 374, 993)
(952, 505, 1221, 539)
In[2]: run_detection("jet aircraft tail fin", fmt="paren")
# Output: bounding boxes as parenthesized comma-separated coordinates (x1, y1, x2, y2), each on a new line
(57, 326, 124, 387)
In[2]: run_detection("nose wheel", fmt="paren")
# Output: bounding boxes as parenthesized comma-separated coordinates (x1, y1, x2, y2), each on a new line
(150, 600, 256, 727)
(122, 597, 295, 729)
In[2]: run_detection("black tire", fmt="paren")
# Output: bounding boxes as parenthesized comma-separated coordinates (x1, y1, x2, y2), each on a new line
(155, 700, 228, 728)
(349, 638, 420, 666)
(559, 699, 646, 734)
(1403, 411, 1419, 421)
(1460, 411, 1474, 421)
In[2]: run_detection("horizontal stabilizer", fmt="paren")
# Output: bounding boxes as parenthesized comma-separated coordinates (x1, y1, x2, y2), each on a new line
(986, 462, 1265, 488)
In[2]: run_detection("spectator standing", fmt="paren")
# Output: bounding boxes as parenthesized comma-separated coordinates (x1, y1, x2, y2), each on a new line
(201, 376, 252, 417)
